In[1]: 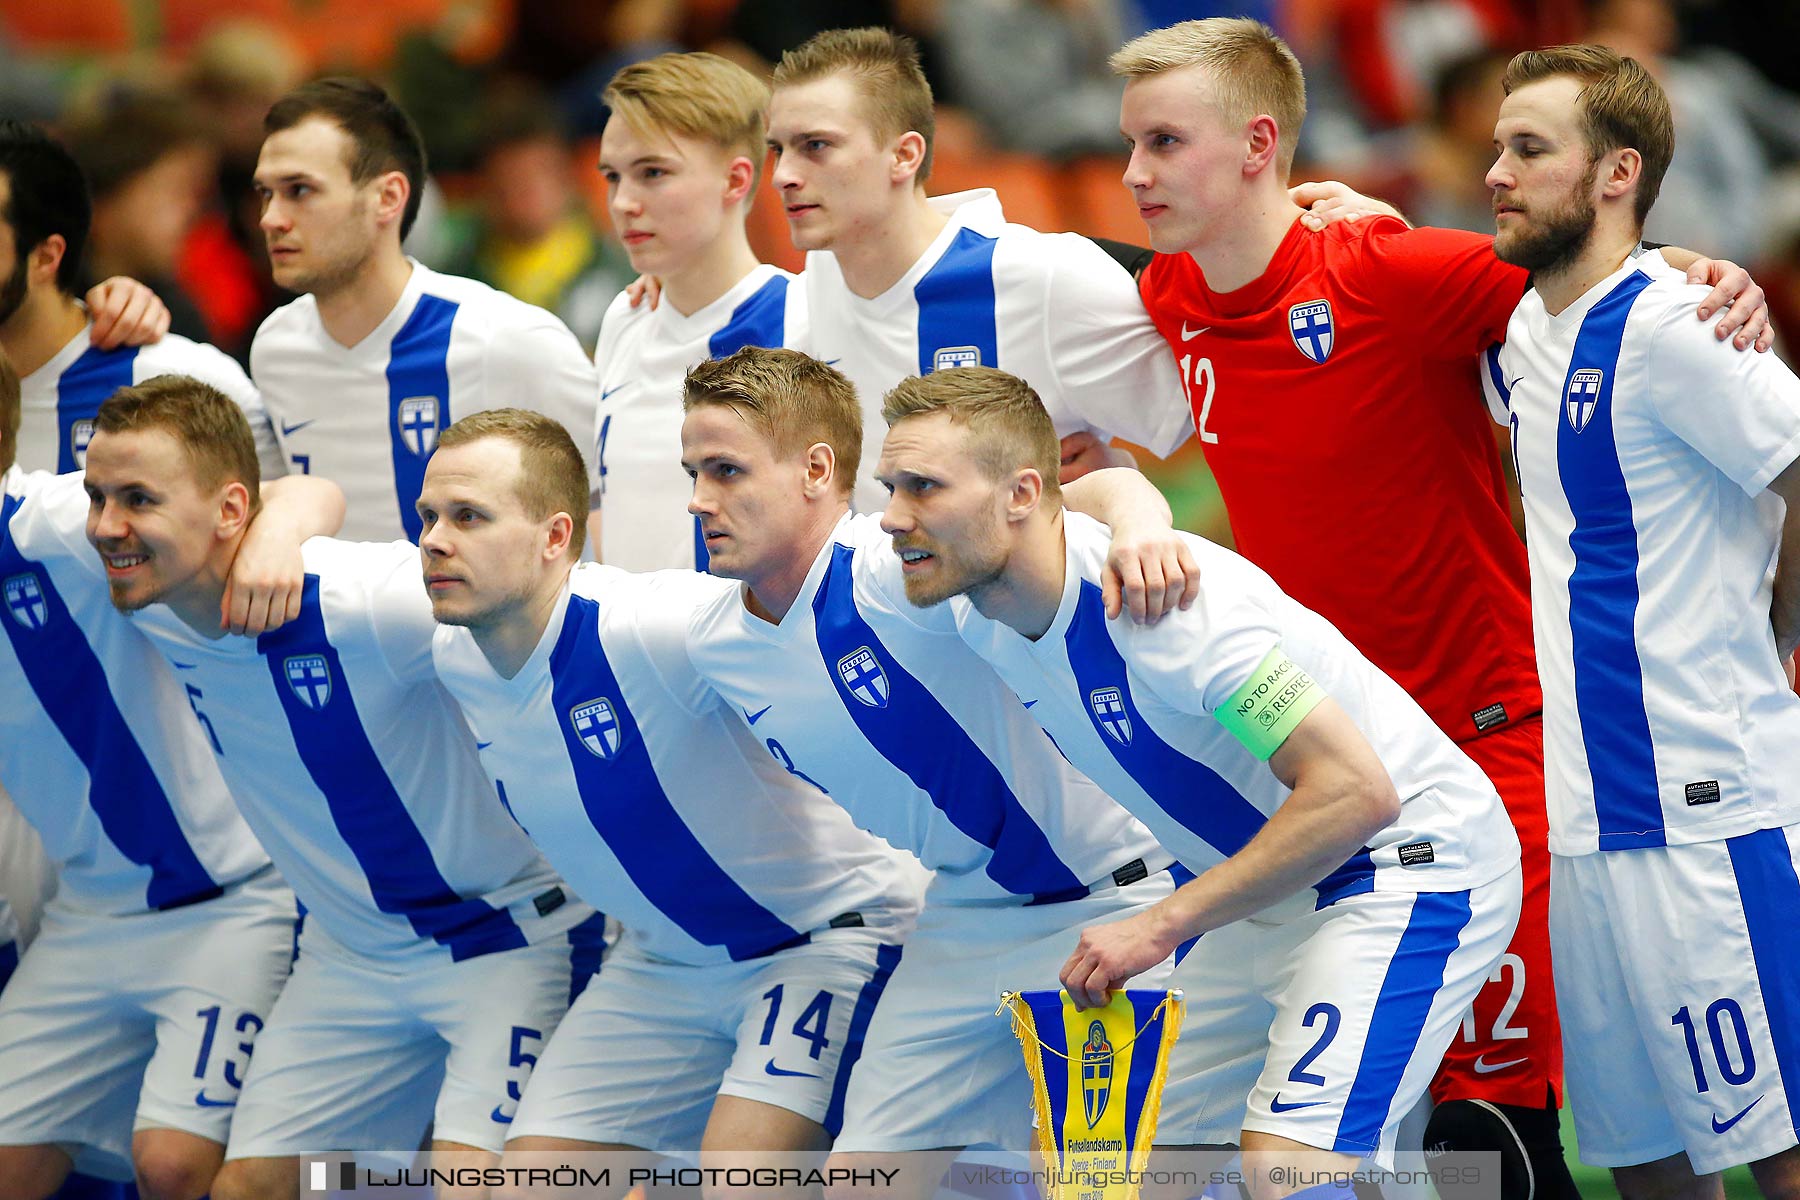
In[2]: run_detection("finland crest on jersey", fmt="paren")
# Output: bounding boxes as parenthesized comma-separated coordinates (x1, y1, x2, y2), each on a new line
(4, 572, 48, 630)
(837, 648, 889, 708)
(68, 419, 94, 468)
(932, 346, 981, 371)
(397, 396, 441, 456)
(571, 698, 623, 760)
(1288, 299, 1334, 364)
(284, 655, 332, 709)
(1089, 687, 1131, 746)
(1565, 368, 1603, 432)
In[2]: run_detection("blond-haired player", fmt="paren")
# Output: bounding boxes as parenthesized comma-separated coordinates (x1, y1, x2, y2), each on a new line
(593, 52, 806, 570)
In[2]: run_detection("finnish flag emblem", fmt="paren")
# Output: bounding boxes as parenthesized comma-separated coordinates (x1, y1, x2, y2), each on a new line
(1565, 369, 1604, 433)
(3, 573, 49, 630)
(571, 698, 622, 760)
(1089, 687, 1132, 746)
(932, 345, 981, 372)
(284, 654, 332, 709)
(1288, 299, 1334, 364)
(70, 418, 95, 468)
(397, 396, 440, 457)
(837, 647, 890, 708)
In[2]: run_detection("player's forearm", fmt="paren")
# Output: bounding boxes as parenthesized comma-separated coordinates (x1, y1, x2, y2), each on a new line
(1062, 466, 1171, 529)
(259, 475, 347, 541)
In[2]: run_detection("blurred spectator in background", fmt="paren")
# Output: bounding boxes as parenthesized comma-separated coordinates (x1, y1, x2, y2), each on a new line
(1410, 49, 1511, 232)
(938, 0, 1127, 158)
(61, 85, 217, 343)
(437, 88, 632, 352)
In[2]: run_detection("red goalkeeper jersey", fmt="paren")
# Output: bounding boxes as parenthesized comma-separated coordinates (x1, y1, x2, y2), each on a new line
(1138, 215, 1540, 742)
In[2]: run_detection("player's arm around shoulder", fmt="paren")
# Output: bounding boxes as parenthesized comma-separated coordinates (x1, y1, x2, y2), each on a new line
(1062, 470, 1199, 624)
(217, 475, 347, 636)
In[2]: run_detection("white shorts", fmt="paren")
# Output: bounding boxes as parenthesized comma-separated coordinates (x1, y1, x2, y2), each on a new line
(833, 866, 1177, 1154)
(225, 911, 607, 1159)
(512, 928, 904, 1150)
(0, 868, 297, 1181)
(1552, 827, 1800, 1175)
(1163, 866, 1521, 1165)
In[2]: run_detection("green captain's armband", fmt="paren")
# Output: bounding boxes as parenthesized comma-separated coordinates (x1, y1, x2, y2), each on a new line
(1215, 646, 1325, 760)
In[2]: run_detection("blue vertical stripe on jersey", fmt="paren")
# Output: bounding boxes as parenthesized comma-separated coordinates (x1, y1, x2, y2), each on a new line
(915, 227, 1000, 375)
(812, 544, 1084, 899)
(1315, 847, 1378, 909)
(0, 939, 18, 993)
(257, 576, 526, 960)
(566, 910, 609, 1006)
(1556, 270, 1663, 849)
(1, 494, 223, 910)
(386, 295, 459, 541)
(1726, 827, 1800, 1135)
(56, 346, 138, 472)
(822, 942, 903, 1136)
(1484, 344, 1511, 410)
(1333, 889, 1473, 1153)
(692, 516, 711, 574)
(1062, 580, 1269, 860)
(708, 275, 789, 358)
(548, 594, 807, 960)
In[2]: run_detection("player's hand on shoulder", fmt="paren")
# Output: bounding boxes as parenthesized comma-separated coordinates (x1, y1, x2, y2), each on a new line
(1059, 430, 1135, 482)
(1290, 180, 1410, 231)
(1060, 909, 1178, 1010)
(626, 273, 663, 311)
(85, 277, 171, 349)
(1686, 257, 1774, 353)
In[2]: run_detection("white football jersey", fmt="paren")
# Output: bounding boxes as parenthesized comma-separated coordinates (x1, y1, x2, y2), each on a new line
(802, 189, 1193, 513)
(432, 564, 920, 964)
(954, 513, 1520, 922)
(251, 261, 599, 543)
(0, 469, 270, 915)
(125, 538, 585, 960)
(15, 326, 283, 479)
(595, 265, 806, 571)
(1480, 251, 1800, 855)
(685, 512, 1168, 905)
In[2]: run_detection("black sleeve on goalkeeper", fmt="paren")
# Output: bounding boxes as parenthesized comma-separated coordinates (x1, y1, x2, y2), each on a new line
(1088, 237, 1155, 279)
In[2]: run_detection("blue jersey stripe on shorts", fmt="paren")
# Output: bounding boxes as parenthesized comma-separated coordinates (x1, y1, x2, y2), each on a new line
(56, 346, 137, 472)
(1063, 580, 1268, 858)
(1726, 826, 1800, 1132)
(1557, 270, 1663, 850)
(812, 544, 1084, 898)
(2, 494, 222, 910)
(386, 295, 458, 541)
(709, 275, 788, 359)
(258, 575, 525, 960)
(549, 594, 806, 960)
(915, 227, 999, 375)
(1333, 889, 1473, 1154)
(822, 942, 903, 1136)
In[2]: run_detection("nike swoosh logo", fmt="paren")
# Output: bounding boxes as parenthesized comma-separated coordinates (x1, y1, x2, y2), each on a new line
(1712, 1095, 1762, 1134)
(1268, 1093, 1322, 1113)
(1181, 324, 1210, 341)
(745, 705, 773, 725)
(1503, 377, 1523, 393)
(823, 359, 842, 366)
(490, 1105, 515, 1124)
(171, 660, 197, 670)
(600, 385, 626, 401)
(1472, 1054, 1529, 1075)
(1022, 700, 1038, 709)
(475, 741, 493, 751)
(279, 418, 316, 437)
(194, 1092, 237, 1108)
(764, 1059, 820, 1079)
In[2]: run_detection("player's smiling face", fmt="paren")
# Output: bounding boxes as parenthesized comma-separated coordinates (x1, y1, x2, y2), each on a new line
(416, 439, 554, 632)
(599, 118, 751, 278)
(83, 427, 233, 614)
(681, 401, 829, 591)
(1487, 76, 1601, 274)
(768, 74, 902, 253)
(254, 116, 385, 297)
(877, 412, 1011, 609)
(1120, 66, 1253, 255)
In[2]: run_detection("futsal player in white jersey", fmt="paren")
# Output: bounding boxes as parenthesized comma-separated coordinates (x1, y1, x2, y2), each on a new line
(592, 53, 807, 571)
(872, 367, 1522, 1188)
(0, 121, 281, 477)
(77, 377, 604, 1199)
(416, 410, 920, 1180)
(1475, 47, 1800, 1198)
(249, 78, 598, 543)
(764, 29, 1193, 511)
(0, 359, 322, 1200)
(677, 348, 1211, 1178)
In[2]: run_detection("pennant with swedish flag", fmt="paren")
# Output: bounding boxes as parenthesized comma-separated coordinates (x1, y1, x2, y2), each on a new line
(999, 989, 1184, 1200)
